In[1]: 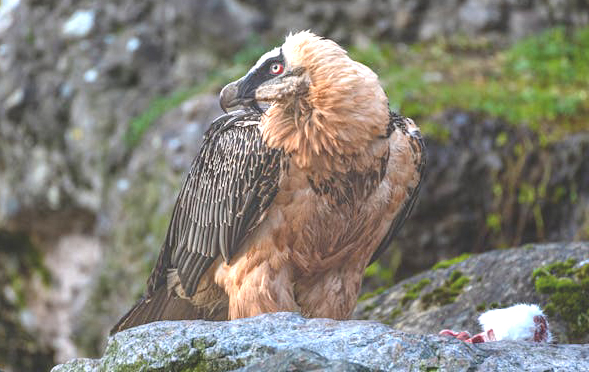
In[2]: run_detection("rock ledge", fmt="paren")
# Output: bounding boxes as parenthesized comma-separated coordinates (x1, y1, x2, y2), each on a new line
(52, 312, 589, 372)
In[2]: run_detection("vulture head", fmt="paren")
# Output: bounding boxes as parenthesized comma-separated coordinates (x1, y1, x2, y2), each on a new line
(220, 31, 390, 170)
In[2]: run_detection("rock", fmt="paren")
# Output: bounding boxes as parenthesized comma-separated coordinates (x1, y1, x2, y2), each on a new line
(61, 10, 96, 39)
(237, 349, 371, 372)
(0, 230, 55, 372)
(355, 242, 589, 344)
(3, 86, 26, 120)
(0, 0, 264, 227)
(458, 0, 506, 33)
(259, 0, 589, 44)
(27, 235, 103, 362)
(386, 111, 589, 281)
(51, 312, 589, 372)
(0, 0, 20, 35)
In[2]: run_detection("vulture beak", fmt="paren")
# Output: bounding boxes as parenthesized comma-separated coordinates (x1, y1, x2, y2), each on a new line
(219, 76, 259, 113)
(219, 80, 240, 113)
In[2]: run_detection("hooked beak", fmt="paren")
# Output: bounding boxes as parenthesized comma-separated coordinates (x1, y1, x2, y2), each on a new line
(219, 80, 239, 113)
(219, 78, 259, 113)
(219, 72, 266, 113)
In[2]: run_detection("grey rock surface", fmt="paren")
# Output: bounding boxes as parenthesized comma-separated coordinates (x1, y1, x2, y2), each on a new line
(266, 0, 589, 43)
(235, 349, 372, 372)
(355, 242, 589, 344)
(51, 312, 589, 372)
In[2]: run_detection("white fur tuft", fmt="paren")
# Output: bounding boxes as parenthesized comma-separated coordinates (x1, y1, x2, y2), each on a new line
(478, 303, 551, 342)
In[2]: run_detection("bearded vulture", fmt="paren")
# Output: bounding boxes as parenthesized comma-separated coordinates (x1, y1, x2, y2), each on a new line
(111, 31, 426, 334)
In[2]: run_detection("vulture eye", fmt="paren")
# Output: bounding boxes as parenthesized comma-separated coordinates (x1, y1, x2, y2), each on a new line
(270, 62, 284, 75)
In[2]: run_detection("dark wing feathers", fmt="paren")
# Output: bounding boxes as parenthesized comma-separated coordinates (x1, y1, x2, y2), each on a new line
(147, 110, 284, 297)
(369, 113, 426, 264)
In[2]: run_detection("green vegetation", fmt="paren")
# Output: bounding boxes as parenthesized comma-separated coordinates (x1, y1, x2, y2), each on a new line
(421, 270, 470, 309)
(0, 231, 51, 309)
(124, 40, 269, 148)
(125, 83, 214, 147)
(350, 27, 589, 141)
(432, 253, 472, 270)
(364, 260, 395, 284)
(363, 248, 402, 291)
(388, 306, 403, 322)
(476, 301, 510, 312)
(357, 286, 386, 302)
(532, 259, 589, 341)
(401, 278, 432, 305)
(127, 27, 589, 152)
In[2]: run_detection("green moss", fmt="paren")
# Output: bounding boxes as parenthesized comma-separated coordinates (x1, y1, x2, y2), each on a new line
(358, 286, 386, 302)
(420, 120, 450, 143)
(0, 231, 51, 309)
(362, 303, 377, 313)
(531, 259, 589, 341)
(349, 27, 589, 141)
(125, 85, 205, 147)
(449, 276, 469, 291)
(543, 302, 556, 317)
(495, 132, 508, 147)
(518, 183, 536, 205)
(363, 260, 396, 285)
(401, 278, 432, 305)
(124, 41, 270, 148)
(432, 253, 472, 270)
(363, 261, 380, 277)
(421, 270, 470, 309)
(389, 306, 403, 322)
(476, 302, 486, 312)
(532, 258, 577, 279)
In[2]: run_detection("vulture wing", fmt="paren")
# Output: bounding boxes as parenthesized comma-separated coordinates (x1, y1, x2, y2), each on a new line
(369, 112, 426, 264)
(149, 109, 285, 296)
(111, 110, 284, 334)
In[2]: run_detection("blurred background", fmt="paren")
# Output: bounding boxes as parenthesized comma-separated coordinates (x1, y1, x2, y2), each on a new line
(0, 0, 588, 371)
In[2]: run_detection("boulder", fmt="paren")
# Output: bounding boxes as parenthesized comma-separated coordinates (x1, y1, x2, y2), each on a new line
(355, 242, 589, 344)
(51, 312, 589, 372)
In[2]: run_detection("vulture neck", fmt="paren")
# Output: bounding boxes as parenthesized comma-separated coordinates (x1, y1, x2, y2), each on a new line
(260, 77, 390, 176)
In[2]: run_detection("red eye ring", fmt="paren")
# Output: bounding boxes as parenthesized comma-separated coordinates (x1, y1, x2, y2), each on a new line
(270, 63, 284, 75)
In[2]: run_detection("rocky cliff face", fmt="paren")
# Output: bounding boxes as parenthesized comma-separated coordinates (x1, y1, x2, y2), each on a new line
(1, 1, 588, 370)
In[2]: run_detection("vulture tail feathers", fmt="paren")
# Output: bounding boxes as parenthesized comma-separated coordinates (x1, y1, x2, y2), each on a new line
(110, 286, 228, 335)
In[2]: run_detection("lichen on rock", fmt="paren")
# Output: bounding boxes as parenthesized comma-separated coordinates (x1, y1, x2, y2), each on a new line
(421, 270, 470, 309)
